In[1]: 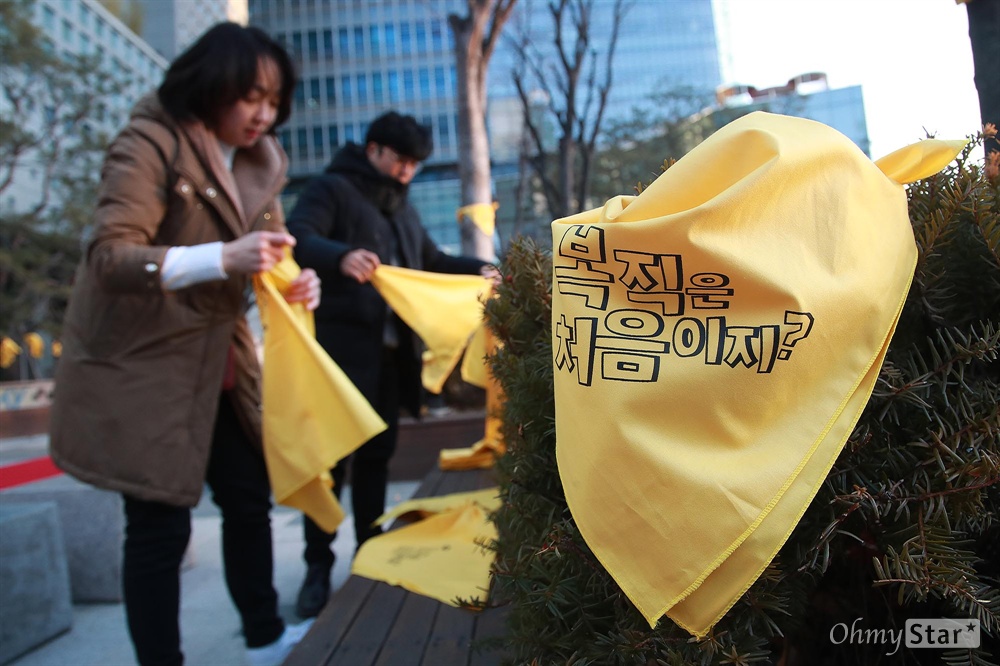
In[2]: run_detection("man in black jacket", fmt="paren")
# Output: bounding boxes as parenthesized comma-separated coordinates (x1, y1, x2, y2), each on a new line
(286, 111, 491, 618)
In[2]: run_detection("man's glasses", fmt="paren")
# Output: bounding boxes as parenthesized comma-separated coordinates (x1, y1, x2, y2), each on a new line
(380, 145, 422, 172)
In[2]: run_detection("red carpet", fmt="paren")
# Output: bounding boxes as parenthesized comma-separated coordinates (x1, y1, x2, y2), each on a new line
(0, 456, 63, 490)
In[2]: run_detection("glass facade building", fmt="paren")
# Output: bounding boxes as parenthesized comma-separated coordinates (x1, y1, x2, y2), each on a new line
(248, 0, 723, 252)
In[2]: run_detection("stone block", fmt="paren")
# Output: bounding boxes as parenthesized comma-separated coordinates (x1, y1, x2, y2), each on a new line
(0, 501, 72, 665)
(4, 477, 124, 602)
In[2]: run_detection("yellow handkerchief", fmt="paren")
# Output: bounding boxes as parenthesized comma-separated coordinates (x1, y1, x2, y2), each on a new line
(373, 487, 501, 526)
(351, 502, 495, 606)
(550, 111, 964, 636)
(370, 265, 492, 394)
(443, 324, 507, 470)
(254, 254, 387, 533)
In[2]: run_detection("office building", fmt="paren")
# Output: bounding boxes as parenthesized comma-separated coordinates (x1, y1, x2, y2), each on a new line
(679, 73, 870, 156)
(1, 0, 168, 215)
(135, 0, 249, 61)
(248, 0, 723, 251)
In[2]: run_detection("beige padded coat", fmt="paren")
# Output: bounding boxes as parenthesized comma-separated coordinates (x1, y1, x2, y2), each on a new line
(50, 94, 288, 507)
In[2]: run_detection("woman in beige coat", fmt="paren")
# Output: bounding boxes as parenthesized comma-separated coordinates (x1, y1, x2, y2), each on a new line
(49, 23, 317, 666)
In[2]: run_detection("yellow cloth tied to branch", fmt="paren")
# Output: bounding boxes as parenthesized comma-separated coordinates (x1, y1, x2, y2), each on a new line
(0, 337, 21, 368)
(370, 265, 492, 394)
(457, 202, 499, 237)
(439, 324, 507, 470)
(550, 111, 964, 637)
(254, 254, 386, 533)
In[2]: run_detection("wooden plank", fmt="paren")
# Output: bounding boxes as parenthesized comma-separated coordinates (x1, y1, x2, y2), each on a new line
(292, 464, 503, 665)
(420, 604, 476, 666)
(372, 593, 441, 666)
(469, 606, 509, 666)
(327, 582, 408, 664)
(284, 576, 377, 666)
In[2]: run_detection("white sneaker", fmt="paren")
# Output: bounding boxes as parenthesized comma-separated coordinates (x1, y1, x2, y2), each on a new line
(245, 619, 315, 666)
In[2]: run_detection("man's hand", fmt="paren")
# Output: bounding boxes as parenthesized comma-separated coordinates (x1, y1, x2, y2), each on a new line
(480, 263, 501, 286)
(284, 268, 321, 311)
(222, 231, 295, 275)
(340, 248, 381, 283)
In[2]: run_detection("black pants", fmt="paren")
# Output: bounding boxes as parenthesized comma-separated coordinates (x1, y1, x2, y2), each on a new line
(303, 347, 401, 569)
(121, 396, 284, 666)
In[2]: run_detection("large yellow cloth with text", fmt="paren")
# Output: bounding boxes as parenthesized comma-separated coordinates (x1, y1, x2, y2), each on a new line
(369, 265, 492, 394)
(254, 255, 387, 533)
(550, 111, 964, 637)
(351, 500, 495, 606)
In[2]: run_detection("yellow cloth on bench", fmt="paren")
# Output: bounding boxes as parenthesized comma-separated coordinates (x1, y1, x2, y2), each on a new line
(550, 111, 964, 637)
(370, 265, 492, 394)
(254, 254, 387, 534)
(352, 501, 495, 606)
(373, 487, 501, 526)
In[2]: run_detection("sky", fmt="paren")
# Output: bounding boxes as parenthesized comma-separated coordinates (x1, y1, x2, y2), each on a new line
(712, 0, 982, 159)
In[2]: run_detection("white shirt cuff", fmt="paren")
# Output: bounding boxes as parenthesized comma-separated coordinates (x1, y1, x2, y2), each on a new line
(160, 242, 228, 290)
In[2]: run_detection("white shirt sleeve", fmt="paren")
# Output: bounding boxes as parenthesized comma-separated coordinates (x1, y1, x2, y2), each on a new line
(160, 242, 229, 290)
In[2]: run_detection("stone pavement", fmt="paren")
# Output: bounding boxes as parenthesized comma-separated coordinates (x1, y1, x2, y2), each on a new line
(0, 433, 419, 666)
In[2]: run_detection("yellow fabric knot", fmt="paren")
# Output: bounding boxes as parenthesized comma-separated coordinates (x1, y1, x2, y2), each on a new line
(550, 111, 964, 637)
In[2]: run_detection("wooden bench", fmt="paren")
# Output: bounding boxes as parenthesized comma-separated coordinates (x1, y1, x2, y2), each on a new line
(284, 467, 507, 666)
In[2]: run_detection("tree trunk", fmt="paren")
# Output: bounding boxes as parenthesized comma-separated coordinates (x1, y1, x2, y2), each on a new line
(450, 8, 503, 262)
(966, 0, 1000, 158)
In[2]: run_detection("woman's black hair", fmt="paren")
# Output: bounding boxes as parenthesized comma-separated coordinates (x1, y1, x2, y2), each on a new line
(158, 22, 296, 131)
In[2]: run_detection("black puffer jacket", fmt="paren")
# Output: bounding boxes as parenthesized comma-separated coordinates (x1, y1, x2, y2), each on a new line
(286, 143, 486, 414)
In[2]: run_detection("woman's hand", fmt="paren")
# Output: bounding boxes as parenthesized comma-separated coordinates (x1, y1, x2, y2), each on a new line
(340, 248, 381, 283)
(222, 231, 295, 275)
(284, 268, 321, 311)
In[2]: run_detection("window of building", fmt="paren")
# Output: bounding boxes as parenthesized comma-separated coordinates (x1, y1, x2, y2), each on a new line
(323, 29, 333, 57)
(328, 124, 339, 150)
(279, 129, 291, 153)
(369, 25, 380, 57)
(110, 29, 119, 52)
(357, 74, 368, 104)
(325, 77, 336, 106)
(95, 16, 105, 38)
(418, 68, 430, 99)
(403, 70, 415, 101)
(400, 23, 411, 55)
(354, 26, 364, 55)
(432, 22, 444, 52)
(79, 3, 90, 28)
(80, 33, 91, 54)
(292, 32, 303, 60)
(344, 124, 355, 143)
(61, 19, 72, 45)
(372, 72, 383, 104)
(297, 128, 308, 156)
(313, 126, 324, 159)
(42, 6, 55, 31)
(309, 78, 320, 106)
(438, 114, 450, 149)
(384, 23, 395, 55)
(307, 31, 318, 60)
(415, 22, 427, 52)
(434, 66, 446, 95)
(338, 28, 349, 58)
(341, 76, 352, 105)
(293, 80, 305, 108)
(388, 71, 399, 103)
(61, 0, 71, 14)
(450, 66, 457, 94)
